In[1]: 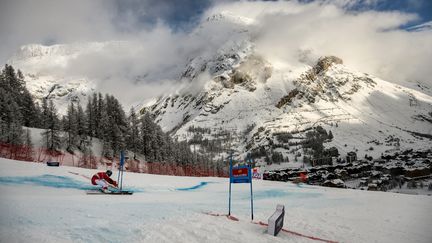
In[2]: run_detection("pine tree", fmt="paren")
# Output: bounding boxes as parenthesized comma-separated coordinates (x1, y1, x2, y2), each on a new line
(41, 98, 49, 129)
(8, 120, 24, 146)
(64, 103, 78, 152)
(127, 108, 141, 157)
(76, 103, 87, 148)
(0, 91, 11, 141)
(15, 70, 29, 111)
(164, 133, 174, 162)
(155, 126, 166, 161)
(21, 89, 39, 127)
(24, 129, 33, 159)
(85, 97, 95, 139)
(1, 64, 18, 94)
(1, 93, 23, 145)
(96, 93, 104, 139)
(140, 113, 155, 160)
(103, 94, 127, 156)
(80, 138, 94, 168)
(33, 102, 43, 128)
(0, 65, 39, 148)
(100, 106, 113, 158)
(42, 100, 61, 152)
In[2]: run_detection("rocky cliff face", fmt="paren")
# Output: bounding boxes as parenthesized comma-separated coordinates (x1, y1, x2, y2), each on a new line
(286, 56, 376, 104)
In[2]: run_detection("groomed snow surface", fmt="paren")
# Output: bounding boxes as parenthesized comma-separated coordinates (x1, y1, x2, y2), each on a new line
(1, 158, 431, 243)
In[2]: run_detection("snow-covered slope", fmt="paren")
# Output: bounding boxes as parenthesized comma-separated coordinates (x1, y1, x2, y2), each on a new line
(1, 158, 431, 242)
(147, 44, 432, 162)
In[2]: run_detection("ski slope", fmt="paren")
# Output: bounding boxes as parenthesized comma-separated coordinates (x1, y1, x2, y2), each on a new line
(1, 158, 431, 243)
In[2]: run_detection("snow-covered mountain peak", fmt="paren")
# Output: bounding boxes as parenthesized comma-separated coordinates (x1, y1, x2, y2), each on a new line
(193, 11, 255, 45)
(145, 48, 432, 163)
(10, 44, 76, 61)
(9, 41, 131, 63)
(205, 11, 256, 26)
(180, 39, 254, 83)
(407, 21, 432, 32)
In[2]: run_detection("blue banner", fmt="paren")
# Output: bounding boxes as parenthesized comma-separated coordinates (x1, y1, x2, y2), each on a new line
(230, 165, 252, 184)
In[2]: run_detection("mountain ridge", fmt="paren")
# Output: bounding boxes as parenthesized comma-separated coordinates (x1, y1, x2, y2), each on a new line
(5, 11, 432, 166)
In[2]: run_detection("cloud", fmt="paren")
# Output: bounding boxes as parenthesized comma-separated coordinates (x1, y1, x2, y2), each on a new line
(205, 0, 432, 84)
(0, 0, 217, 62)
(0, 0, 238, 107)
(1, 0, 431, 109)
(0, 0, 118, 61)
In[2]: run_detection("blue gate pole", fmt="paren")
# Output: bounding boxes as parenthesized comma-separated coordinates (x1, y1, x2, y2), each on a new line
(228, 153, 232, 216)
(117, 161, 121, 187)
(248, 155, 254, 221)
(250, 166, 254, 221)
(120, 164, 124, 191)
(120, 162, 124, 191)
(118, 151, 125, 191)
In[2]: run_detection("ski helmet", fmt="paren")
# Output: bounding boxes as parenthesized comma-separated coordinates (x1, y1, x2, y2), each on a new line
(106, 170, 112, 176)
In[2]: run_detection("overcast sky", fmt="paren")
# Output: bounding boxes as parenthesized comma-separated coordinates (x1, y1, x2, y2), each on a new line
(0, 0, 431, 106)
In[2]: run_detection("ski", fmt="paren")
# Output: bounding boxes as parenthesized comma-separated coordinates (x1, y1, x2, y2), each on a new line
(86, 190, 133, 195)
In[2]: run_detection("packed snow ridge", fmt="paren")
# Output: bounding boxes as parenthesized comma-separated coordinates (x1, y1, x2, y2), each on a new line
(1, 158, 432, 243)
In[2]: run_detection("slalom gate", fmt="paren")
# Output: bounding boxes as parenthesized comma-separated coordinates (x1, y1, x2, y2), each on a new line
(228, 153, 254, 220)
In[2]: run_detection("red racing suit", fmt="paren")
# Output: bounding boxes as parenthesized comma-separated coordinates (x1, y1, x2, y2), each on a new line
(91, 172, 117, 187)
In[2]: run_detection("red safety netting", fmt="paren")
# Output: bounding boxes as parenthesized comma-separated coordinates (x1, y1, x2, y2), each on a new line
(0, 143, 229, 177)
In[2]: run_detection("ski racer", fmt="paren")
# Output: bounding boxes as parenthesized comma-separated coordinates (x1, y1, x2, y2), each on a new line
(91, 170, 118, 192)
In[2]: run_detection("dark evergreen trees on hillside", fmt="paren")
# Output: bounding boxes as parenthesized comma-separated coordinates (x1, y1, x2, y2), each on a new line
(0, 64, 37, 146)
(0, 65, 40, 128)
(105, 94, 127, 156)
(0, 64, 198, 166)
(0, 89, 23, 145)
(69, 92, 196, 164)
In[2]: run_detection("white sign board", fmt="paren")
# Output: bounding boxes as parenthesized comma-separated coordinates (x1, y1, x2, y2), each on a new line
(268, 204, 285, 236)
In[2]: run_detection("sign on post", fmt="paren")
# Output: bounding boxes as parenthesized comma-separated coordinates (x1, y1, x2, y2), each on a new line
(268, 204, 285, 236)
(228, 154, 254, 220)
(231, 166, 252, 183)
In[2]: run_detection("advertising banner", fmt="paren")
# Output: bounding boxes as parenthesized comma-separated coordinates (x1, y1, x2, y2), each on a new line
(252, 167, 261, 179)
(230, 166, 251, 183)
